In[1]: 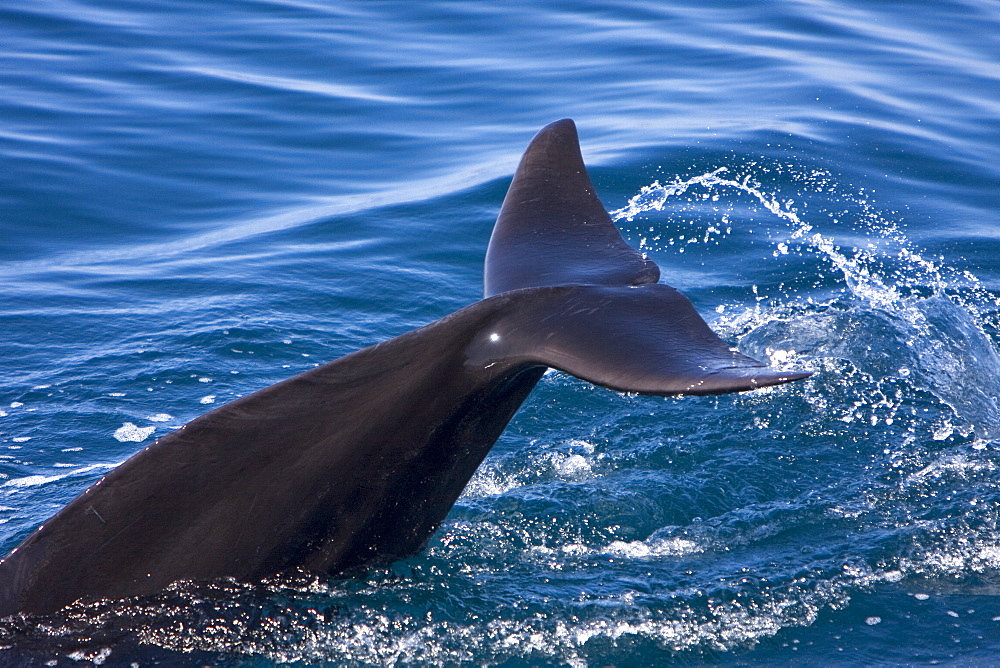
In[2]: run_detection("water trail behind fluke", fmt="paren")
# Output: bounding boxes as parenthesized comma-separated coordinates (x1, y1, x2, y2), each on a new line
(611, 166, 1000, 440)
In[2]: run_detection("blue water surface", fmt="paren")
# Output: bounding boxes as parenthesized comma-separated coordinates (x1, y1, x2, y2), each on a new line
(2, 0, 1000, 664)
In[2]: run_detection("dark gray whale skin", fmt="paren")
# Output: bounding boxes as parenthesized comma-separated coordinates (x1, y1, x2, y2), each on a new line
(0, 120, 810, 617)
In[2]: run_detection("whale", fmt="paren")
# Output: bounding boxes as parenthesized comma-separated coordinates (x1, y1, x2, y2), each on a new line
(0, 119, 810, 617)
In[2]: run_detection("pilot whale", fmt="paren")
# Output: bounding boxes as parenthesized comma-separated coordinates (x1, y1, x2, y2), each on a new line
(0, 119, 810, 617)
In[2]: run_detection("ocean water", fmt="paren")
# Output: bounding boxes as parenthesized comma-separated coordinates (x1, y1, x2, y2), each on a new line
(2, 0, 999, 664)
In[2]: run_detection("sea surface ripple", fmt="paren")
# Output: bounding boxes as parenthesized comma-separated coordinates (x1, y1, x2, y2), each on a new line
(2, 0, 999, 665)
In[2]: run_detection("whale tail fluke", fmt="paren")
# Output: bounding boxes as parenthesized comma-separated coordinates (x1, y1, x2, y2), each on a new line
(0, 119, 811, 619)
(479, 119, 810, 395)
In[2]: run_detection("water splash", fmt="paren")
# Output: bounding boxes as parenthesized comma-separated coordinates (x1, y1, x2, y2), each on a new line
(0, 558, 900, 665)
(611, 166, 1000, 440)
